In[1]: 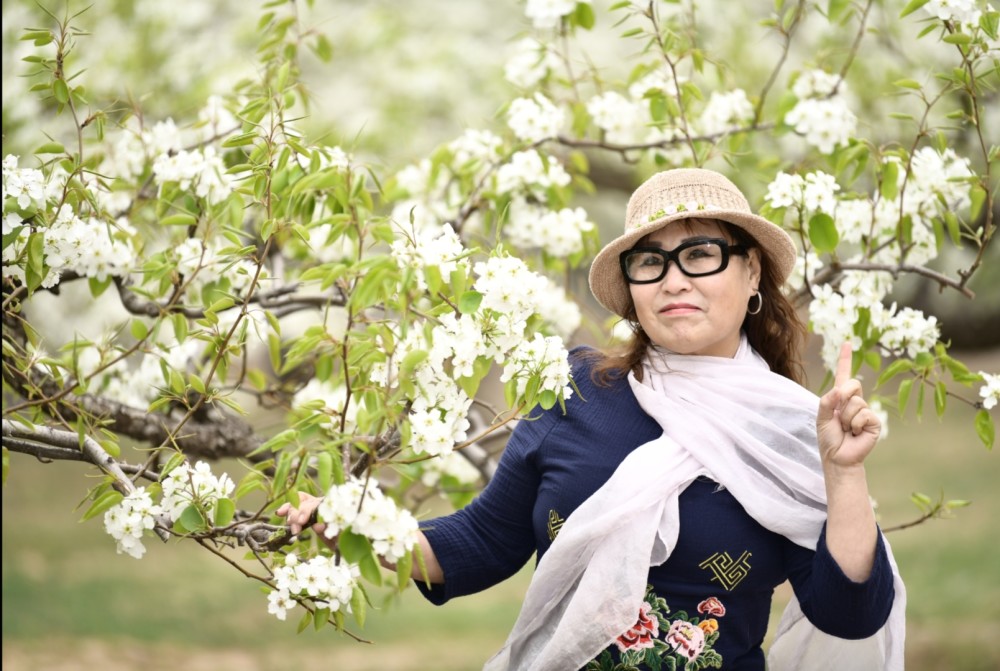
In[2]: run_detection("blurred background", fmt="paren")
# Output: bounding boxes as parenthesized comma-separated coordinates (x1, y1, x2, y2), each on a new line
(3, 0, 998, 668)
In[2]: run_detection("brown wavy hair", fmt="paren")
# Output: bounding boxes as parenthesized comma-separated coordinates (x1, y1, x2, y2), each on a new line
(586, 220, 806, 385)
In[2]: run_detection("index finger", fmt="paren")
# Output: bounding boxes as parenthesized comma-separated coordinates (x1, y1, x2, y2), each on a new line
(835, 341, 853, 386)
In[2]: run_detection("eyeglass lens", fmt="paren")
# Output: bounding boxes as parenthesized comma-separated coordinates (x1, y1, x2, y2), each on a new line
(623, 240, 729, 282)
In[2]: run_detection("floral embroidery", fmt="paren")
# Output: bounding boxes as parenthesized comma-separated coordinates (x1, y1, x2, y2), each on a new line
(666, 620, 705, 661)
(586, 586, 726, 671)
(615, 601, 660, 652)
(697, 596, 726, 617)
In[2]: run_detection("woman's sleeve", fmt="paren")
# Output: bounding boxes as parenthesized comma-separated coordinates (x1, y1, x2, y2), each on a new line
(414, 407, 558, 605)
(784, 523, 895, 638)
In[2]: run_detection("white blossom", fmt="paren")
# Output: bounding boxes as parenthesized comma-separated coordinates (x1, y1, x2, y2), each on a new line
(104, 488, 163, 559)
(507, 93, 565, 143)
(160, 460, 235, 521)
(698, 89, 754, 136)
(978, 371, 999, 410)
(504, 37, 558, 88)
(317, 478, 419, 563)
(525, 0, 588, 29)
(587, 92, 645, 144)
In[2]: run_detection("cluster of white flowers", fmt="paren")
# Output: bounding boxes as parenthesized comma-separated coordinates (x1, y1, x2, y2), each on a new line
(159, 460, 235, 520)
(152, 145, 234, 205)
(503, 198, 595, 258)
(504, 37, 558, 88)
(449, 129, 505, 171)
(3, 192, 137, 289)
(196, 94, 239, 142)
(764, 170, 840, 217)
(291, 379, 360, 430)
(76, 337, 202, 410)
(808, 285, 861, 366)
(494, 149, 571, 197)
(698, 89, 754, 137)
(501, 332, 573, 401)
(473, 254, 547, 319)
(508, 93, 565, 143)
(173, 237, 263, 294)
(388, 130, 504, 238)
(784, 69, 857, 154)
(979, 372, 999, 410)
(906, 147, 975, 220)
(104, 488, 163, 559)
(587, 91, 646, 144)
(525, 0, 589, 29)
(390, 223, 468, 291)
(877, 305, 941, 359)
(419, 451, 482, 488)
(532, 275, 583, 340)
(2, 154, 46, 209)
(809, 283, 940, 366)
(923, 0, 984, 26)
(268, 553, 359, 621)
(317, 478, 420, 563)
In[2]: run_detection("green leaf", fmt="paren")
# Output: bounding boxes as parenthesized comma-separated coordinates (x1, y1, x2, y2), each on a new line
(52, 79, 69, 104)
(942, 33, 972, 45)
(827, 0, 851, 21)
(876, 358, 914, 388)
(807, 213, 839, 253)
(574, 1, 596, 29)
(899, 0, 931, 18)
(80, 488, 124, 522)
(130, 319, 149, 341)
(975, 409, 995, 449)
(934, 381, 947, 417)
(297, 609, 313, 633)
(214, 497, 236, 527)
(892, 79, 922, 90)
(160, 213, 198, 227)
(315, 451, 333, 492)
(457, 291, 483, 315)
(313, 606, 330, 631)
(881, 161, 900, 202)
(34, 141, 65, 154)
(177, 504, 207, 533)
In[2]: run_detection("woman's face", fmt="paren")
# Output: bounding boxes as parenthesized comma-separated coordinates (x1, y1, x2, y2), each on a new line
(628, 219, 760, 358)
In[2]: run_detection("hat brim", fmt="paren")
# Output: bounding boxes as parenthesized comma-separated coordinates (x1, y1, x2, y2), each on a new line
(588, 209, 798, 317)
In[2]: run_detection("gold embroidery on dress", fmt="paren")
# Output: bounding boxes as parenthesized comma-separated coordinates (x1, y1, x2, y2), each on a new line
(546, 509, 565, 541)
(699, 551, 752, 591)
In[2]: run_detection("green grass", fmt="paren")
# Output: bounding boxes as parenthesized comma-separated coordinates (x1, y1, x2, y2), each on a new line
(3, 378, 999, 670)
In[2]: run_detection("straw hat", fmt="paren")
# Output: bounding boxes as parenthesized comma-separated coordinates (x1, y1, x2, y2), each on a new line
(588, 168, 798, 317)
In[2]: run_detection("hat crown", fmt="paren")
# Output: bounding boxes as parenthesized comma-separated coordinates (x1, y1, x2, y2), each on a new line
(626, 169, 751, 234)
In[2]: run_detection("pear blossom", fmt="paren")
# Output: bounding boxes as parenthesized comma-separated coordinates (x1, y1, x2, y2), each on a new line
(103, 488, 164, 559)
(978, 372, 999, 410)
(507, 93, 565, 143)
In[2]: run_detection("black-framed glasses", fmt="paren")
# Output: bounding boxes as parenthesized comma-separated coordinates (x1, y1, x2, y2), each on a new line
(620, 238, 748, 284)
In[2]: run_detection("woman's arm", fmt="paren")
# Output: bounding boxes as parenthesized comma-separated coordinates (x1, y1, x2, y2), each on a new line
(815, 342, 881, 582)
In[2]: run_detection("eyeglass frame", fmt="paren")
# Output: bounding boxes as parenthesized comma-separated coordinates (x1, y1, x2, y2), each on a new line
(619, 237, 750, 284)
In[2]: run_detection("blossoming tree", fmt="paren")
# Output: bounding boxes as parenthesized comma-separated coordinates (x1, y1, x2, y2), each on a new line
(2, 0, 997, 638)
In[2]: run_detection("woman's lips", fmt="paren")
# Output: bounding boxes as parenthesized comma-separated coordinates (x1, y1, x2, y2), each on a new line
(659, 303, 700, 315)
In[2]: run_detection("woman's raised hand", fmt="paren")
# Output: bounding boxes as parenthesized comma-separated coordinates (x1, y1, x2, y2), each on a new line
(816, 342, 881, 469)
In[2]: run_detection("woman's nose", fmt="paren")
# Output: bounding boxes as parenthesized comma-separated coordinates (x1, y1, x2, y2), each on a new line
(659, 261, 691, 292)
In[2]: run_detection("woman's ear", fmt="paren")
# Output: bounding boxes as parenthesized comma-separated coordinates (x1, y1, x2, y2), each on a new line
(747, 248, 762, 290)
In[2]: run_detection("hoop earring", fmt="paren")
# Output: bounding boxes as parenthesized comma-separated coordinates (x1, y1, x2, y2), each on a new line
(747, 292, 763, 315)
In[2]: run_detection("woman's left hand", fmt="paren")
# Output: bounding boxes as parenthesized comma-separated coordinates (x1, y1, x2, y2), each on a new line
(816, 342, 881, 469)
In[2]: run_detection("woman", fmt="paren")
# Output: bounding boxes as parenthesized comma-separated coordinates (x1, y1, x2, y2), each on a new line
(280, 168, 904, 670)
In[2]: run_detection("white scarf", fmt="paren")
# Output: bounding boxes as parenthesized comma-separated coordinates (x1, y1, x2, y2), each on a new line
(485, 337, 906, 671)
